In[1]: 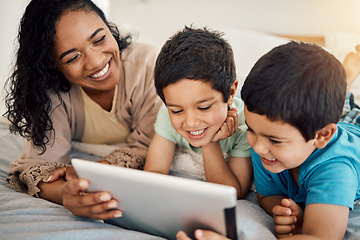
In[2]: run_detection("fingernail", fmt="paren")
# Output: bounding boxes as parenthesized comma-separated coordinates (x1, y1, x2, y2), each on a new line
(79, 180, 89, 188)
(114, 211, 122, 218)
(195, 230, 203, 238)
(108, 201, 118, 209)
(99, 192, 111, 201)
(45, 175, 52, 182)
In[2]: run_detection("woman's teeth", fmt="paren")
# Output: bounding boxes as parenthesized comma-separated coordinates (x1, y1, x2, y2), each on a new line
(90, 63, 109, 78)
(189, 129, 205, 136)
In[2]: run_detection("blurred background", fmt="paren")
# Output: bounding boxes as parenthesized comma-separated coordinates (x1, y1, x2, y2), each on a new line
(1, 0, 360, 117)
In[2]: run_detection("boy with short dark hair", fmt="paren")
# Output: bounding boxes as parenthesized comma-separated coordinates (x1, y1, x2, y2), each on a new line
(144, 26, 253, 199)
(240, 41, 360, 239)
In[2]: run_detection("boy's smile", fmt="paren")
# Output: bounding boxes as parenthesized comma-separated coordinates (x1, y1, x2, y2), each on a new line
(244, 106, 316, 173)
(163, 79, 229, 148)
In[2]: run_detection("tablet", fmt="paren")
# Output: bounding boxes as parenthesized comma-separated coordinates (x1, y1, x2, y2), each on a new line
(71, 158, 237, 240)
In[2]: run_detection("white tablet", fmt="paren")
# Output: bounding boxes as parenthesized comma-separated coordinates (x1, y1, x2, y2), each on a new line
(71, 158, 237, 240)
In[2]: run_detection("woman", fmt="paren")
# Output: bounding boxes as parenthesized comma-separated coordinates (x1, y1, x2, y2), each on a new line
(5, 0, 161, 219)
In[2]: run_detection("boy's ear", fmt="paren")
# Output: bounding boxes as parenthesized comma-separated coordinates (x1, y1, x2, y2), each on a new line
(313, 123, 337, 149)
(227, 79, 239, 106)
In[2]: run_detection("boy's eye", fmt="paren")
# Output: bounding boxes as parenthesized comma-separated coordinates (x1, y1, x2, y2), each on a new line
(247, 128, 254, 133)
(94, 35, 106, 45)
(269, 139, 281, 145)
(170, 109, 182, 114)
(198, 105, 211, 111)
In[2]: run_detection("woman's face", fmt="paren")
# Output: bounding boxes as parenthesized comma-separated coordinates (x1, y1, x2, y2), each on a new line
(52, 10, 120, 94)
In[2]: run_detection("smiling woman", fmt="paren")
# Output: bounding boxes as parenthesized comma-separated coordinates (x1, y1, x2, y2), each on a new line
(4, 0, 161, 220)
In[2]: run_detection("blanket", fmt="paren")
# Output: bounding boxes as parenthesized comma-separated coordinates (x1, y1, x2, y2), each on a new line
(2, 121, 359, 239)
(0, 122, 276, 240)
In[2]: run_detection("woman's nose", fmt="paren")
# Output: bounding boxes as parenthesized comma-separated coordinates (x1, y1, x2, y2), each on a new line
(84, 49, 105, 70)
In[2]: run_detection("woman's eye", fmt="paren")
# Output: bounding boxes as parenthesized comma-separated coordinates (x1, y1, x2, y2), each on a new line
(198, 105, 211, 111)
(94, 35, 106, 45)
(66, 54, 80, 64)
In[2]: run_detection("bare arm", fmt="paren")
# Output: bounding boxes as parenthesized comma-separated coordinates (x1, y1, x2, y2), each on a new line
(202, 144, 252, 199)
(201, 143, 240, 198)
(258, 192, 349, 240)
(257, 193, 288, 216)
(281, 203, 349, 240)
(202, 107, 252, 199)
(144, 133, 176, 174)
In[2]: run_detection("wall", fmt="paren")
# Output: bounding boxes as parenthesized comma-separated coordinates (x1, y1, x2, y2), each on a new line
(109, 0, 360, 49)
(1, 0, 360, 117)
(0, 0, 29, 118)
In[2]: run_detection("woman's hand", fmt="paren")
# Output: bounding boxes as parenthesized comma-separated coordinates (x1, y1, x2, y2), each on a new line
(61, 178, 122, 219)
(49, 159, 110, 182)
(176, 230, 230, 240)
(48, 161, 122, 219)
(49, 166, 78, 182)
(212, 107, 239, 142)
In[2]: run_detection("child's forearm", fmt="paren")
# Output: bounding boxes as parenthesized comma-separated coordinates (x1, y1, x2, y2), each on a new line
(201, 142, 242, 198)
(257, 194, 287, 216)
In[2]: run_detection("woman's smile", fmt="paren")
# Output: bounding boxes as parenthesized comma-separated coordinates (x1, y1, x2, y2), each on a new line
(89, 61, 110, 79)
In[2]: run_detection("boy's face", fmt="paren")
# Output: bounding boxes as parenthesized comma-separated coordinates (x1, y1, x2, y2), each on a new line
(163, 78, 230, 148)
(244, 106, 316, 173)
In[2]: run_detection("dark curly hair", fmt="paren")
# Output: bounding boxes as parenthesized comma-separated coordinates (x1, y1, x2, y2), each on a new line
(4, 0, 131, 154)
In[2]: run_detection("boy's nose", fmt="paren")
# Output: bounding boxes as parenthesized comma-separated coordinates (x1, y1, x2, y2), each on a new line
(251, 138, 268, 156)
(184, 112, 199, 127)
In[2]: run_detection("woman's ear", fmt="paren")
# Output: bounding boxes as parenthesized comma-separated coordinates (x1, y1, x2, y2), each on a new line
(227, 79, 239, 106)
(313, 123, 337, 149)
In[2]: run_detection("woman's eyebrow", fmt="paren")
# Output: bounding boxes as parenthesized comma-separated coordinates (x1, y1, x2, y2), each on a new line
(59, 28, 105, 60)
(88, 27, 104, 41)
(60, 48, 77, 60)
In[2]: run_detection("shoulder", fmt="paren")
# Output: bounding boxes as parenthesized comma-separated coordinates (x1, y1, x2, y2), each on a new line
(155, 104, 171, 126)
(49, 84, 83, 107)
(337, 122, 360, 137)
(232, 96, 245, 112)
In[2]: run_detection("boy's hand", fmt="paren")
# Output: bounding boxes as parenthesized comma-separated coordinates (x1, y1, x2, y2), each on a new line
(272, 198, 303, 238)
(343, 44, 360, 92)
(212, 107, 239, 142)
(176, 230, 230, 240)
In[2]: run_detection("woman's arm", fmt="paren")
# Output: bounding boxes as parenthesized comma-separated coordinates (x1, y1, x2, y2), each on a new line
(107, 43, 162, 162)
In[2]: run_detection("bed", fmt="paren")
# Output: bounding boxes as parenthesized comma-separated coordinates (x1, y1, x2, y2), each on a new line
(1, 29, 360, 240)
(0, 121, 277, 240)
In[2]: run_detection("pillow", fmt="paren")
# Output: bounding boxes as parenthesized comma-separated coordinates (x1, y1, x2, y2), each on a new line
(222, 28, 289, 97)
